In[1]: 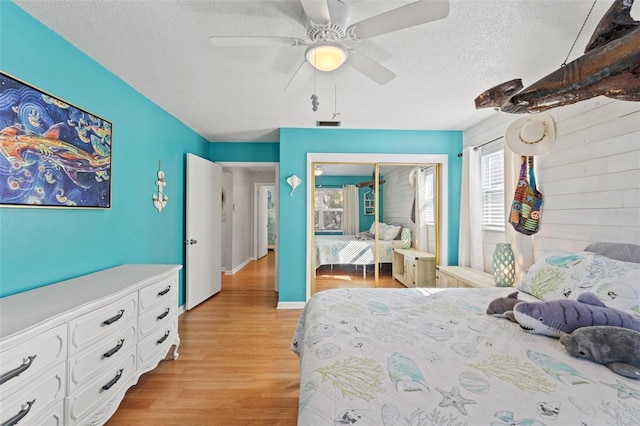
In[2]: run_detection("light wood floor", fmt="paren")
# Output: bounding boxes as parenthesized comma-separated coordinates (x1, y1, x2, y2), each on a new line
(107, 253, 404, 425)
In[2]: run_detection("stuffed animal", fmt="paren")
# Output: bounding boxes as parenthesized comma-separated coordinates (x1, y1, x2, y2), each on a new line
(560, 326, 640, 380)
(513, 292, 640, 337)
(486, 291, 522, 322)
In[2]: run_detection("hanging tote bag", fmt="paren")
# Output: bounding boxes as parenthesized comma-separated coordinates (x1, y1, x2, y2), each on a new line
(509, 156, 543, 235)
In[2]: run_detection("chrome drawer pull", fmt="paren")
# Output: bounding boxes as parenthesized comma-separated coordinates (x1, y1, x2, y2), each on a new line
(156, 308, 170, 320)
(101, 369, 123, 391)
(158, 285, 171, 296)
(103, 339, 125, 358)
(0, 355, 36, 385)
(156, 330, 170, 345)
(1, 399, 35, 426)
(102, 309, 125, 325)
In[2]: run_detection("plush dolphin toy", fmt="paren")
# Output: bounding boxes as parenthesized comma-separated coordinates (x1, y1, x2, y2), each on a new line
(486, 291, 522, 322)
(513, 292, 640, 337)
(560, 326, 640, 380)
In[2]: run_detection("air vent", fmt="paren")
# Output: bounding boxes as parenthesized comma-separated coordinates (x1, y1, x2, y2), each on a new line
(316, 121, 341, 127)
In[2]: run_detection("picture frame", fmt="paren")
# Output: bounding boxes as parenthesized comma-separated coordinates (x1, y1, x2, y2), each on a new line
(0, 71, 112, 208)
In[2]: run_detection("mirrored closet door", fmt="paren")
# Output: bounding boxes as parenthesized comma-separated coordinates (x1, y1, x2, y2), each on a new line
(311, 162, 440, 295)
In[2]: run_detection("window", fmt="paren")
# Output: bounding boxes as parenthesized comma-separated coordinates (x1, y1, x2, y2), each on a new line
(315, 188, 343, 231)
(481, 149, 505, 230)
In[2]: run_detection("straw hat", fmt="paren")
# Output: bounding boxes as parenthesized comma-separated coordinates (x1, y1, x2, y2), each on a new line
(505, 114, 556, 156)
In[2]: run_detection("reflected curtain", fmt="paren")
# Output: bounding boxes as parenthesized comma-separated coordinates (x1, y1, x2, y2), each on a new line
(458, 147, 484, 269)
(342, 184, 359, 235)
(414, 168, 433, 252)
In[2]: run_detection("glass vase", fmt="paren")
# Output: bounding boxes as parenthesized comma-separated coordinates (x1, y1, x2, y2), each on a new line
(493, 243, 515, 287)
(401, 227, 412, 249)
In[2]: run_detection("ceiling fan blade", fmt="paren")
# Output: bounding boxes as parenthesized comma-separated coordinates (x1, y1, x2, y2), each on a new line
(209, 36, 306, 47)
(347, 0, 449, 40)
(300, 0, 331, 25)
(285, 61, 314, 92)
(345, 51, 395, 85)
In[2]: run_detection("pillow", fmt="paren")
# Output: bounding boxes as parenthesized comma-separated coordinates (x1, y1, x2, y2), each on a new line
(369, 222, 388, 234)
(574, 253, 640, 317)
(355, 232, 374, 240)
(381, 224, 401, 241)
(515, 251, 593, 300)
(584, 242, 640, 264)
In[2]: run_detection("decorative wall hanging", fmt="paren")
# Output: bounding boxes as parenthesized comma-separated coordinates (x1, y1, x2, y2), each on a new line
(509, 156, 543, 235)
(287, 174, 302, 196)
(152, 160, 168, 212)
(0, 71, 112, 208)
(474, 0, 640, 114)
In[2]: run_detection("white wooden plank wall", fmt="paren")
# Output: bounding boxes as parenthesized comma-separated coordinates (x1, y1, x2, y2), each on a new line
(464, 98, 640, 267)
(381, 167, 414, 227)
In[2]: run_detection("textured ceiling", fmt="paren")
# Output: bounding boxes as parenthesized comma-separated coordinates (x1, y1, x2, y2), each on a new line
(14, 0, 622, 142)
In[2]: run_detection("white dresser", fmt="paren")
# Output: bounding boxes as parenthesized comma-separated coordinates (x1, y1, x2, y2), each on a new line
(0, 264, 182, 426)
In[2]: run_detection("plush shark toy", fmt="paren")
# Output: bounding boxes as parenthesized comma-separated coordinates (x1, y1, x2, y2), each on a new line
(560, 326, 640, 380)
(513, 292, 640, 338)
(486, 291, 522, 322)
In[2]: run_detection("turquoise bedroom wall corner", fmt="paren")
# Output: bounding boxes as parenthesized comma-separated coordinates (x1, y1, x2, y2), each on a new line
(278, 128, 462, 303)
(0, 2, 209, 305)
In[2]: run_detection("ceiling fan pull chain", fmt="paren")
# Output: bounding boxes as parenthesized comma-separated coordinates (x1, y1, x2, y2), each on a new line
(311, 48, 319, 112)
(561, 0, 597, 67)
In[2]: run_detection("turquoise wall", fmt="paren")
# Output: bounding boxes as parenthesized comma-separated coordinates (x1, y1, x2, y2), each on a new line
(0, 2, 209, 303)
(210, 142, 279, 162)
(314, 175, 383, 232)
(278, 128, 462, 302)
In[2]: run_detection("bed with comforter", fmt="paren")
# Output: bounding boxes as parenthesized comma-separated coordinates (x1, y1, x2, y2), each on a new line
(292, 243, 640, 425)
(315, 235, 403, 268)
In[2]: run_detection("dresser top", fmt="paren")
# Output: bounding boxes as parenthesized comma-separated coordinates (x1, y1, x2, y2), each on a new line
(0, 264, 182, 339)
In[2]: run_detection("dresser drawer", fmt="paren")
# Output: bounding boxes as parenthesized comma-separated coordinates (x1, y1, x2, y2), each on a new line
(138, 295, 176, 342)
(22, 400, 64, 426)
(0, 323, 66, 393)
(0, 362, 65, 425)
(139, 274, 177, 312)
(68, 321, 137, 394)
(66, 348, 136, 424)
(138, 319, 177, 371)
(68, 292, 138, 357)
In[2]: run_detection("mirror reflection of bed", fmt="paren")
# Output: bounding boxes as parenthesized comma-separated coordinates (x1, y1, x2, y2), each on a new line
(312, 163, 438, 294)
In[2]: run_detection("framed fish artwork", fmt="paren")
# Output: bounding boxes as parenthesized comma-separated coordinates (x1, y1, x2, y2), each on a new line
(0, 71, 112, 208)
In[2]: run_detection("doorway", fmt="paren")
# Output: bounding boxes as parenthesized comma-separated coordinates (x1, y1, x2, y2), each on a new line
(217, 162, 279, 291)
(306, 153, 449, 300)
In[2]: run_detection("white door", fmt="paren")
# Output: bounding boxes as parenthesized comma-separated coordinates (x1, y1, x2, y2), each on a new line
(257, 186, 270, 259)
(185, 154, 222, 310)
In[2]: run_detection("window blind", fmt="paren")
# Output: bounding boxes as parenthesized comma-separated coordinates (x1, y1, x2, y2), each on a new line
(481, 150, 505, 229)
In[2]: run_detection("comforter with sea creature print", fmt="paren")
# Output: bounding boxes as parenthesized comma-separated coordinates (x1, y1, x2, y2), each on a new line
(291, 287, 640, 425)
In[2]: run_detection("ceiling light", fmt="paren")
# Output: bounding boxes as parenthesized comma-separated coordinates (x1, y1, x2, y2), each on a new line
(305, 42, 347, 72)
(314, 167, 324, 176)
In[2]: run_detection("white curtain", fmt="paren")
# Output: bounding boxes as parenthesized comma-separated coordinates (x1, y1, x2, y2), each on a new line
(342, 184, 359, 235)
(414, 167, 432, 252)
(504, 150, 533, 281)
(458, 147, 484, 269)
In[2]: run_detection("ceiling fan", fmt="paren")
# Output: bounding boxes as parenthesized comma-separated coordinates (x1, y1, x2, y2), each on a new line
(209, 0, 449, 90)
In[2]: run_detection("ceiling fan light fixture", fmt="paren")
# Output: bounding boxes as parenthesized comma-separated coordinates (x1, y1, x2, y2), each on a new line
(314, 166, 324, 176)
(305, 42, 347, 72)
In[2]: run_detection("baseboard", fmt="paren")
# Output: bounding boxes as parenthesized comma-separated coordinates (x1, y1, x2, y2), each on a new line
(225, 257, 253, 275)
(178, 305, 186, 316)
(277, 301, 306, 309)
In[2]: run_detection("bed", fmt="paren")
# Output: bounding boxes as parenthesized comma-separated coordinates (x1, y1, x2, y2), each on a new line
(292, 243, 640, 425)
(315, 235, 403, 270)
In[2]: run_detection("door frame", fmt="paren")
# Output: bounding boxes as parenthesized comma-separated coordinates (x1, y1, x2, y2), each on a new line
(306, 153, 449, 301)
(217, 162, 279, 291)
(254, 183, 275, 259)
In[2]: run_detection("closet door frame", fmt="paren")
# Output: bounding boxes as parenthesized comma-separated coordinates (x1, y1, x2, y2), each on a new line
(306, 153, 449, 301)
